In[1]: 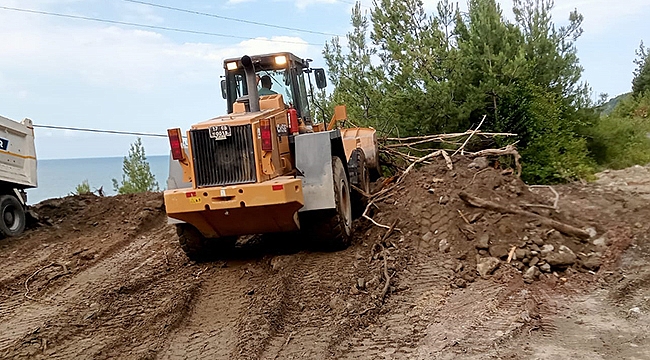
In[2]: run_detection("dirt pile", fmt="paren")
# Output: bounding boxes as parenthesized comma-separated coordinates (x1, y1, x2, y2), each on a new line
(362, 156, 614, 288)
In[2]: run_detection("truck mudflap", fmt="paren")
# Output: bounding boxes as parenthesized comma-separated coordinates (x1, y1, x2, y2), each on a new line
(163, 176, 304, 238)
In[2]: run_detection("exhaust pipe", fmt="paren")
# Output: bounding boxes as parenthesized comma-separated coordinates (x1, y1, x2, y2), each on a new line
(241, 55, 260, 113)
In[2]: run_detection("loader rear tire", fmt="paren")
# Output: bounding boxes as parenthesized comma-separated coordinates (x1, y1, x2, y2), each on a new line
(0, 195, 25, 238)
(349, 148, 370, 218)
(303, 156, 352, 250)
(177, 223, 237, 262)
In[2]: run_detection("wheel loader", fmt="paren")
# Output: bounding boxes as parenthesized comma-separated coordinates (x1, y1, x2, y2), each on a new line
(164, 52, 379, 260)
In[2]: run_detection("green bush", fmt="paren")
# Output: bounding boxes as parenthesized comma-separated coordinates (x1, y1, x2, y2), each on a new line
(74, 180, 92, 195)
(588, 92, 650, 169)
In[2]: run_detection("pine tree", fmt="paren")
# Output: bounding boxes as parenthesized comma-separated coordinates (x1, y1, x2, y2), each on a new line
(112, 138, 159, 194)
(632, 41, 650, 96)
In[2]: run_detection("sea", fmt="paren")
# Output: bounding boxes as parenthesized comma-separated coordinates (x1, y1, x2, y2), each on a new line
(26, 155, 171, 205)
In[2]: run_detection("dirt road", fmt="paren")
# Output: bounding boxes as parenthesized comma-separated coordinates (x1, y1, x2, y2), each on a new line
(1, 161, 649, 359)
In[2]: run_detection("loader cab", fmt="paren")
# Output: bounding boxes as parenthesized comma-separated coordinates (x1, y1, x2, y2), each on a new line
(221, 52, 326, 124)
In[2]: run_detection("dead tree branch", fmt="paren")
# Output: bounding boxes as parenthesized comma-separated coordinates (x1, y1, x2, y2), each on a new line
(453, 115, 486, 156)
(524, 185, 560, 210)
(458, 192, 590, 239)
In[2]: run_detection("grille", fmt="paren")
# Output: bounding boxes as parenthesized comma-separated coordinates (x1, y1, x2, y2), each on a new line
(190, 125, 257, 187)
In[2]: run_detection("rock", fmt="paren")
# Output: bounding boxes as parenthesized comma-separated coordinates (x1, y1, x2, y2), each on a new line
(463, 273, 476, 283)
(476, 233, 490, 250)
(427, 188, 435, 194)
(593, 237, 608, 248)
(539, 263, 551, 273)
(546, 245, 577, 268)
(477, 257, 501, 278)
(530, 244, 541, 252)
(439, 239, 450, 253)
(489, 244, 511, 259)
(523, 266, 540, 283)
(532, 236, 545, 246)
(515, 248, 531, 261)
(329, 297, 344, 312)
(357, 278, 366, 290)
(585, 227, 598, 238)
(478, 250, 488, 256)
(548, 230, 563, 242)
(454, 278, 467, 288)
(581, 254, 602, 271)
(439, 196, 450, 205)
(540, 244, 555, 256)
(529, 256, 540, 268)
(422, 231, 434, 242)
(468, 157, 489, 170)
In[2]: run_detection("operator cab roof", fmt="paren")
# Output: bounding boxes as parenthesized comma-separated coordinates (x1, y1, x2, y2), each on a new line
(222, 52, 308, 70)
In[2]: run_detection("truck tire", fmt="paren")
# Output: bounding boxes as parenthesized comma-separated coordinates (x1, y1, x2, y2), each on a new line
(177, 223, 237, 261)
(349, 148, 370, 218)
(303, 156, 353, 250)
(0, 195, 26, 238)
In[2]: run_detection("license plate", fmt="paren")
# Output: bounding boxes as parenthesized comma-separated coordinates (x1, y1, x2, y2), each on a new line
(209, 125, 231, 140)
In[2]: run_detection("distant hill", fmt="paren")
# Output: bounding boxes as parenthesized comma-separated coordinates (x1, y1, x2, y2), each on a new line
(598, 93, 631, 115)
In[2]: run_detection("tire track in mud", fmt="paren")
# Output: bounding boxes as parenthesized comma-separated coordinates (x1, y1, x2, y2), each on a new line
(0, 215, 196, 359)
(257, 252, 345, 360)
(336, 254, 450, 360)
(336, 204, 456, 359)
(157, 264, 252, 360)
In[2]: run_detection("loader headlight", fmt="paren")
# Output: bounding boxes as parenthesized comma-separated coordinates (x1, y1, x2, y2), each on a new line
(226, 62, 238, 71)
(274, 55, 287, 66)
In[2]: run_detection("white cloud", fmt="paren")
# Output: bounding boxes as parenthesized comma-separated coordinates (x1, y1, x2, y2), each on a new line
(0, 7, 313, 91)
(422, 0, 650, 35)
(294, 0, 338, 10)
(119, 1, 165, 24)
(553, 0, 650, 34)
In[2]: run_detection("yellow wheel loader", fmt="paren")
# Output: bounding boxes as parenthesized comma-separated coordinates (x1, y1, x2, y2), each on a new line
(164, 53, 379, 260)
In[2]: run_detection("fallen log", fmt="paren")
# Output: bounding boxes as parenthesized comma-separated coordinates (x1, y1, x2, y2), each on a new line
(458, 192, 590, 240)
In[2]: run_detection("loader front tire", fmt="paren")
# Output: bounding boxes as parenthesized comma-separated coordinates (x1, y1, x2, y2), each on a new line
(304, 156, 353, 250)
(177, 223, 237, 261)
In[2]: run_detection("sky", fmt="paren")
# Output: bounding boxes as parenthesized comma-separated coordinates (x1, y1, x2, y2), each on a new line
(0, 0, 649, 160)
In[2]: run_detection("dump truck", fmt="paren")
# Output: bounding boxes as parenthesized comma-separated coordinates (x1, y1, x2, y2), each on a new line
(164, 52, 379, 259)
(0, 115, 37, 238)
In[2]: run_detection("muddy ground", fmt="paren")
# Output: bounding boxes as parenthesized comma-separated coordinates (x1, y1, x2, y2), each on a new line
(1, 159, 649, 359)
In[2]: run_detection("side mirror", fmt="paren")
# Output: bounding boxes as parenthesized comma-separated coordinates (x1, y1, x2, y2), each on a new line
(220, 79, 227, 99)
(314, 68, 327, 89)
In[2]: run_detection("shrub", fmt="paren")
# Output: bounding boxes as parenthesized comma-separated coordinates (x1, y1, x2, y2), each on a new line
(74, 180, 92, 195)
(588, 92, 650, 169)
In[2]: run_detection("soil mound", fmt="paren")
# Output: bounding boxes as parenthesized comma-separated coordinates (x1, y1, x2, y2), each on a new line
(363, 156, 607, 286)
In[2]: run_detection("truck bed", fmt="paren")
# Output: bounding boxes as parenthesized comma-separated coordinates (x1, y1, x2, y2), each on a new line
(0, 115, 37, 189)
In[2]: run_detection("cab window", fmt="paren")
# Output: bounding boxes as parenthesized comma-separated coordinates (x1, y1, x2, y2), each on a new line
(296, 71, 311, 122)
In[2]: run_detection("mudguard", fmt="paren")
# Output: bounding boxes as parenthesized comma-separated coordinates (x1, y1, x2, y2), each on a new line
(295, 130, 346, 212)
